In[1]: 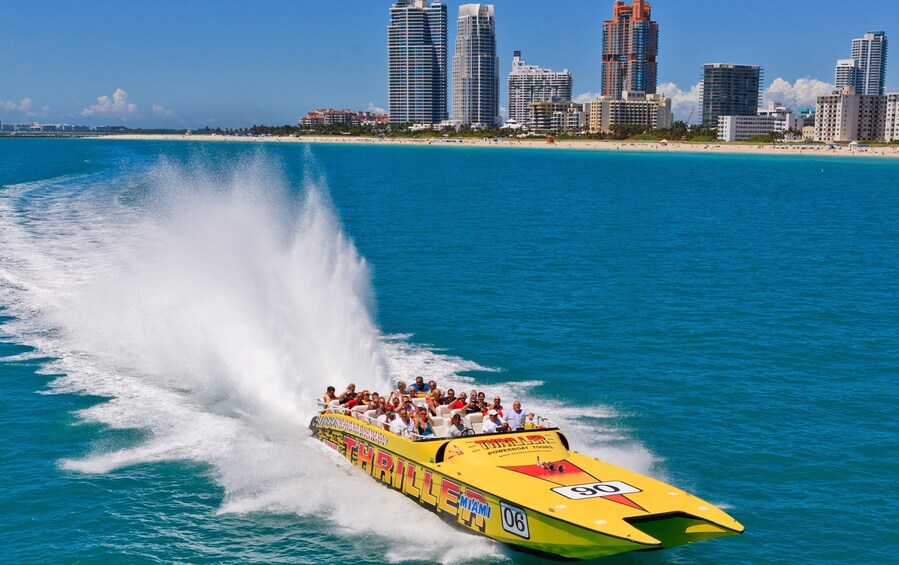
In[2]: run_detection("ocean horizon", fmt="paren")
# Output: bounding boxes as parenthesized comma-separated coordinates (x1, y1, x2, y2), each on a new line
(1, 138, 896, 564)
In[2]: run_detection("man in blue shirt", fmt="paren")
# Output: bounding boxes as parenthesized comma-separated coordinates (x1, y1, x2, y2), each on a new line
(409, 375, 430, 395)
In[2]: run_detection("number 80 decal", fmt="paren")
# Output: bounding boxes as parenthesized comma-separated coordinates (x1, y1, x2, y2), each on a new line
(500, 502, 529, 539)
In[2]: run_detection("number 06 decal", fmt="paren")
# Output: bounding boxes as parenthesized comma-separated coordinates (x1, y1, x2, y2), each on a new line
(500, 502, 529, 539)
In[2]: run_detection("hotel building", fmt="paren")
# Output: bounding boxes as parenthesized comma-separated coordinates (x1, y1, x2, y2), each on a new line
(451, 4, 500, 126)
(701, 63, 763, 127)
(507, 51, 572, 125)
(601, 0, 658, 99)
(529, 101, 586, 133)
(587, 90, 672, 133)
(886, 94, 899, 142)
(388, 0, 448, 124)
(814, 86, 888, 143)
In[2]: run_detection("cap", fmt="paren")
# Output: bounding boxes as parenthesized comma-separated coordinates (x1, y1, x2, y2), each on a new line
(488, 409, 498, 416)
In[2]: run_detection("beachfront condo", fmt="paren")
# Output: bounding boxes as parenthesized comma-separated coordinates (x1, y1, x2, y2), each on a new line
(700, 63, 763, 128)
(388, 0, 448, 124)
(451, 3, 500, 127)
(507, 51, 573, 125)
(601, 0, 658, 99)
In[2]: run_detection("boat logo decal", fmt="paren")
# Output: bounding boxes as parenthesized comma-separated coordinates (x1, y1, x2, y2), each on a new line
(469, 434, 556, 457)
(316, 415, 389, 446)
(501, 459, 647, 512)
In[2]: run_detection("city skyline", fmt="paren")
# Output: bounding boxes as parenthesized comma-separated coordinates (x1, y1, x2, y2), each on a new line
(2, 0, 898, 128)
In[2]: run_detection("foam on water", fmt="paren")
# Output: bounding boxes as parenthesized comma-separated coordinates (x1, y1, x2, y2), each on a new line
(0, 147, 655, 561)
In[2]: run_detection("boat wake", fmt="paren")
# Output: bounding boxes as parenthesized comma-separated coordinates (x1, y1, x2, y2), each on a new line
(0, 147, 656, 562)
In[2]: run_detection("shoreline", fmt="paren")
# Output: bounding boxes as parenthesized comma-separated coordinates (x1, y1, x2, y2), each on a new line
(93, 133, 899, 159)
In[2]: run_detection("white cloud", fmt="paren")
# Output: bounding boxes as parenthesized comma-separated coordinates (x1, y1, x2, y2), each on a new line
(499, 105, 509, 121)
(81, 88, 137, 118)
(151, 103, 175, 117)
(657, 81, 703, 122)
(1, 97, 33, 111)
(763, 77, 833, 109)
(574, 91, 601, 105)
(366, 102, 386, 114)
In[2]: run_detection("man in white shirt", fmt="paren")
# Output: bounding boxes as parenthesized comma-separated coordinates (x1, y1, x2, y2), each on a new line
(448, 413, 466, 437)
(391, 410, 415, 438)
(504, 400, 526, 431)
(378, 406, 398, 430)
(483, 409, 510, 433)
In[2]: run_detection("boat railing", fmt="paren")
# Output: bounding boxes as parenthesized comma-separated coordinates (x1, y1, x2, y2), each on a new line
(316, 399, 557, 440)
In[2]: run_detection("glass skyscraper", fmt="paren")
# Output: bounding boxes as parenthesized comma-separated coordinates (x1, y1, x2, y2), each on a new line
(451, 4, 499, 127)
(388, 0, 447, 124)
(601, 0, 658, 99)
(701, 64, 763, 127)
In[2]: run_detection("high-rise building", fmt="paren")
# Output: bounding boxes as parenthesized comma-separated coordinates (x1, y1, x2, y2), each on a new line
(388, 0, 448, 124)
(851, 31, 888, 96)
(507, 51, 573, 124)
(451, 4, 499, 126)
(601, 0, 658, 99)
(834, 59, 860, 90)
(886, 94, 899, 142)
(700, 63, 763, 127)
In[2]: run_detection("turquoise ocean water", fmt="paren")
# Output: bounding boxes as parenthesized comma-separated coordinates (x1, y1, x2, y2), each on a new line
(0, 138, 896, 564)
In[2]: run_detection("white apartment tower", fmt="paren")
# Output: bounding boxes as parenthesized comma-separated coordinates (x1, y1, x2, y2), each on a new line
(507, 51, 573, 124)
(846, 31, 888, 96)
(834, 59, 860, 90)
(451, 4, 500, 126)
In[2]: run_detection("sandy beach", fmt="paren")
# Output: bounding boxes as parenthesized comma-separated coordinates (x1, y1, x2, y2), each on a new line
(107, 133, 899, 159)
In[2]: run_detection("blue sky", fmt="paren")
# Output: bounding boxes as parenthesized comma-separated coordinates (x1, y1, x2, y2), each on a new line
(2, 0, 897, 128)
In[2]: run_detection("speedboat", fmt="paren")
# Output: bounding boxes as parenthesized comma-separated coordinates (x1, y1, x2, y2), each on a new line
(309, 402, 743, 560)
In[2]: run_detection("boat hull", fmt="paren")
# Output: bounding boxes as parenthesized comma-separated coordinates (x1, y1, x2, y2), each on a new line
(309, 412, 742, 560)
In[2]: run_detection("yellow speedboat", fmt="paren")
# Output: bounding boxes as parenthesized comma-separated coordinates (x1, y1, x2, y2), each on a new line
(309, 405, 743, 560)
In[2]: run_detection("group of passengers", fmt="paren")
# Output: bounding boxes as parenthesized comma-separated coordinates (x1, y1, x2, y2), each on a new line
(321, 376, 539, 439)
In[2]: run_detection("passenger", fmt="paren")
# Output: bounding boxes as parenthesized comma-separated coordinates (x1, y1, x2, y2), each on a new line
(367, 392, 382, 411)
(448, 392, 467, 410)
(378, 405, 397, 430)
(428, 380, 441, 397)
(523, 412, 537, 430)
(321, 386, 338, 404)
(409, 375, 430, 396)
(483, 409, 510, 433)
(477, 391, 486, 405)
(391, 409, 415, 438)
(477, 397, 491, 414)
(425, 389, 441, 416)
(388, 380, 408, 406)
(371, 397, 389, 417)
(464, 396, 482, 414)
(402, 399, 417, 419)
(504, 400, 526, 431)
(448, 413, 466, 437)
(338, 383, 357, 405)
(416, 412, 435, 439)
(491, 396, 504, 416)
(440, 388, 456, 406)
(345, 390, 370, 409)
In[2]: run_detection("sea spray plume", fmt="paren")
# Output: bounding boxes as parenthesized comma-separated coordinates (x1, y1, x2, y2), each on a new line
(52, 150, 389, 429)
